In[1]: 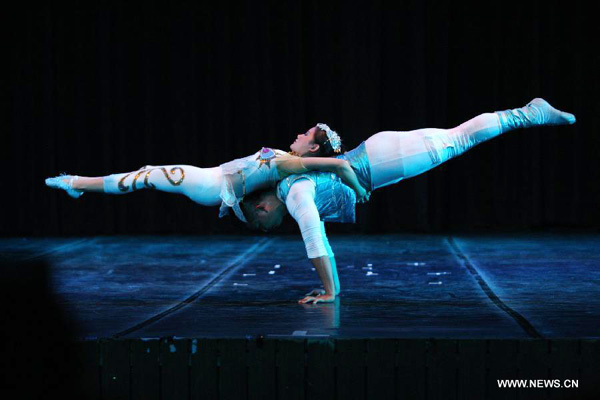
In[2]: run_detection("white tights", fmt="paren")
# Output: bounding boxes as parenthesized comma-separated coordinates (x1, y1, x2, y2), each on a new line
(103, 165, 224, 206)
(365, 112, 503, 189)
(100, 113, 503, 205)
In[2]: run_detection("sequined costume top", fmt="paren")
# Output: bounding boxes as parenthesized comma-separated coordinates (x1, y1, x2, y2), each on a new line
(337, 141, 373, 191)
(277, 172, 357, 223)
(218, 148, 297, 218)
(275, 171, 356, 258)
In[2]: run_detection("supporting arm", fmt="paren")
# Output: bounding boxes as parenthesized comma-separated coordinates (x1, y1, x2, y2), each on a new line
(285, 181, 338, 304)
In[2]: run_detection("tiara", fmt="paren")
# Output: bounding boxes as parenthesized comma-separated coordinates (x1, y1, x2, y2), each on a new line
(316, 123, 342, 153)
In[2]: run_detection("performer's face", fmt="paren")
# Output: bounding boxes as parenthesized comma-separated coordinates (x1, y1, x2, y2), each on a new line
(243, 192, 287, 232)
(290, 126, 320, 156)
(254, 206, 285, 232)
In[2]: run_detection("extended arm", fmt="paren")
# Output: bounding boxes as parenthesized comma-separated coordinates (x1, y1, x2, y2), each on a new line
(305, 221, 340, 297)
(276, 157, 370, 203)
(285, 180, 338, 303)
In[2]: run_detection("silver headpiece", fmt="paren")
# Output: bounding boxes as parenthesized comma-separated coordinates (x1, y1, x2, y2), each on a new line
(316, 123, 342, 153)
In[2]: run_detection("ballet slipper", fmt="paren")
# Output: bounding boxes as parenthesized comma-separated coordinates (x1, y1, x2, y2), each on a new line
(45, 174, 84, 199)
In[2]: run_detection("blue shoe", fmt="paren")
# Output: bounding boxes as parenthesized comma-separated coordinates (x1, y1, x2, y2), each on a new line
(496, 98, 576, 132)
(45, 174, 84, 199)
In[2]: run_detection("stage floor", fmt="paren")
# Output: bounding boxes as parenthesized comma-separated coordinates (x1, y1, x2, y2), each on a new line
(2, 233, 599, 340)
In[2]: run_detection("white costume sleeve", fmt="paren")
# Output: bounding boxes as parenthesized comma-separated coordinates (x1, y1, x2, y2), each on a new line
(285, 179, 328, 259)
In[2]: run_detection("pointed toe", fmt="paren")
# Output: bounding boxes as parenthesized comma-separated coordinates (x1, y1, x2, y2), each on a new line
(45, 174, 84, 199)
(496, 98, 577, 130)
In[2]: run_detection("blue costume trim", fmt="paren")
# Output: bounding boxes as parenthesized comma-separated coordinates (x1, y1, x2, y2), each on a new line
(277, 171, 356, 223)
(337, 141, 373, 191)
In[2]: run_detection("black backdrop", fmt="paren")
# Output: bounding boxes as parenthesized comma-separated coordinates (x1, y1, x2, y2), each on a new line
(6, 1, 599, 236)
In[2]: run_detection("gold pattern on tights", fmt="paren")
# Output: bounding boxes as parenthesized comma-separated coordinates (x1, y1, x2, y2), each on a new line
(118, 167, 185, 192)
(118, 170, 137, 192)
(143, 167, 185, 189)
(130, 169, 147, 191)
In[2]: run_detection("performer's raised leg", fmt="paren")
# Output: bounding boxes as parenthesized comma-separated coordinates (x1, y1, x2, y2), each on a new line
(46, 165, 224, 206)
(365, 98, 576, 189)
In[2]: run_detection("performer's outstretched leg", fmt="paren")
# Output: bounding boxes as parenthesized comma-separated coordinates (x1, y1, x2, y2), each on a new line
(46, 165, 223, 206)
(365, 98, 575, 189)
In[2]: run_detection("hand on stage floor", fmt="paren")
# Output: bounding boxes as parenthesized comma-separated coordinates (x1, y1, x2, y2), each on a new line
(305, 288, 326, 297)
(298, 293, 335, 304)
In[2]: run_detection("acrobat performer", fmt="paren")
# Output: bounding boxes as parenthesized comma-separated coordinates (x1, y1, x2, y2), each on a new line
(237, 98, 576, 304)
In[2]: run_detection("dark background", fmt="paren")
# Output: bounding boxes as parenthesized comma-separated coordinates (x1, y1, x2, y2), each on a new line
(5, 0, 599, 236)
